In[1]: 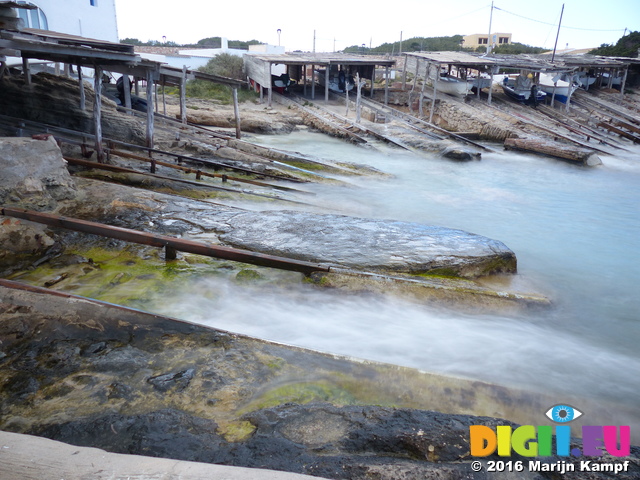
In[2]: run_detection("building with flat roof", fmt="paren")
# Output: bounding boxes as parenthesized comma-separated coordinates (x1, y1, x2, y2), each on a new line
(463, 33, 512, 51)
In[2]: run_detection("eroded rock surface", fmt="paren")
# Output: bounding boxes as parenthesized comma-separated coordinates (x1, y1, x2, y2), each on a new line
(218, 210, 517, 277)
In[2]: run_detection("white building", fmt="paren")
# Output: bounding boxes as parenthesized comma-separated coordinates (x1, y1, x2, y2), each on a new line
(14, 0, 118, 42)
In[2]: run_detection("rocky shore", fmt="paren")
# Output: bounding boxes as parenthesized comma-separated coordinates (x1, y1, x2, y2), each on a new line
(1, 71, 639, 478)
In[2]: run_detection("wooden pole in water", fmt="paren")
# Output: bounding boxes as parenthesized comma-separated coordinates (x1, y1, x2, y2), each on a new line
(93, 65, 104, 163)
(232, 87, 241, 139)
(551, 4, 564, 63)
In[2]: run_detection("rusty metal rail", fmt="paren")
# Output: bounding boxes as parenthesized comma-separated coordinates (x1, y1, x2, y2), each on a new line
(1, 208, 330, 275)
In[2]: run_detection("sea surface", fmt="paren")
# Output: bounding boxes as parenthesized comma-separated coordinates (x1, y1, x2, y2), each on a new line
(152, 129, 640, 430)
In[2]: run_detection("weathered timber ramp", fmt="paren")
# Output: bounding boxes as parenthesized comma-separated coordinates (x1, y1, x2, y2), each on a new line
(339, 91, 494, 153)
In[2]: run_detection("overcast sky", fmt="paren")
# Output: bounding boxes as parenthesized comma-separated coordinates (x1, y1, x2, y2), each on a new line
(114, 0, 637, 52)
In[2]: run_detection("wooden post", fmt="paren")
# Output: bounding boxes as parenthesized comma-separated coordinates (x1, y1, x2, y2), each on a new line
(550, 83, 557, 107)
(619, 66, 629, 100)
(22, 57, 31, 85)
(345, 76, 349, 116)
(162, 78, 167, 115)
(429, 63, 437, 124)
(134, 78, 140, 96)
(488, 69, 494, 105)
(232, 87, 241, 139)
(154, 81, 158, 113)
(384, 66, 390, 106)
(419, 62, 427, 117)
(93, 65, 104, 163)
(180, 65, 187, 124)
(607, 68, 614, 89)
(122, 73, 132, 111)
(54, 62, 60, 76)
(145, 69, 155, 149)
(355, 72, 362, 123)
(63, 63, 70, 77)
(401, 54, 408, 90)
(303, 64, 307, 96)
(78, 65, 86, 111)
(370, 66, 375, 98)
(325, 66, 329, 104)
(311, 64, 315, 99)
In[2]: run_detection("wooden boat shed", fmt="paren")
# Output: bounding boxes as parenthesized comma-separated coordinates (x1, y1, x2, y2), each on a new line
(0, 8, 245, 160)
(402, 51, 501, 121)
(244, 52, 396, 106)
(402, 51, 637, 114)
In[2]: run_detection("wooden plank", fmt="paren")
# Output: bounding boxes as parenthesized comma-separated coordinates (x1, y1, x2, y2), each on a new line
(1, 207, 330, 275)
(597, 122, 640, 143)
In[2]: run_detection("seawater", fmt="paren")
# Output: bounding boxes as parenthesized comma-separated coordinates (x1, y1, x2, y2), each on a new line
(153, 130, 640, 426)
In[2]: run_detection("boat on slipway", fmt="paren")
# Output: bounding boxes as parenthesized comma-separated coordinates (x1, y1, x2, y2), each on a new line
(501, 75, 546, 104)
(538, 73, 578, 104)
(429, 70, 492, 97)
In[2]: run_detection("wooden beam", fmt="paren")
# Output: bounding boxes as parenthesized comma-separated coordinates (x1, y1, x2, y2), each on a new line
(145, 69, 154, 149)
(77, 64, 85, 111)
(232, 87, 241, 139)
(311, 64, 315, 99)
(22, 57, 31, 85)
(429, 63, 437, 123)
(325, 66, 329, 104)
(93, 65, 104, 163)
(1, 207, 330, 275)
(122, 73, 132, 111)
(384, 66, 389, 105)
(180, 65, 187, 124)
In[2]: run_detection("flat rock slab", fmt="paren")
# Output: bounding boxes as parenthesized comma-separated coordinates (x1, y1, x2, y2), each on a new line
(219, 210, 517, 277)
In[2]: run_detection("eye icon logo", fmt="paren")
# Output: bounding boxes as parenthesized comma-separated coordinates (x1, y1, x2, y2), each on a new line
(545, 404, 583, 423)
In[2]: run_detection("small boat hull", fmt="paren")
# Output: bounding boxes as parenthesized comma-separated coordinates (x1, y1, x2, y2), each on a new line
(539, 74, 578, 104)
(501, 83, 546, 104)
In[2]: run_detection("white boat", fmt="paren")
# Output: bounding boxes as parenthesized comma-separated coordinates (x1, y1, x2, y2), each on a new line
(538, 73, 578, 104)
(428, 69, 491, 97)
(428, 74, 471, 96)
(562, 72, 595, 89)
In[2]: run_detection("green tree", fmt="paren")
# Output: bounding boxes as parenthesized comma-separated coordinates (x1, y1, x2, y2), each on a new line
(199, 53, 244, 80)
(492, 42, 546, 54)
(589, 31, 640, 57)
